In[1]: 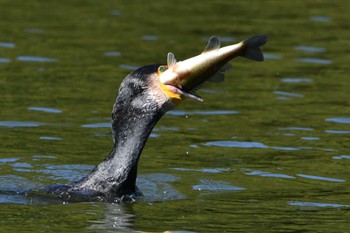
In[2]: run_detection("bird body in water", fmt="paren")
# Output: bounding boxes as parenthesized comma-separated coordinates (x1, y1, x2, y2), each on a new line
(29, 35, 267, 202)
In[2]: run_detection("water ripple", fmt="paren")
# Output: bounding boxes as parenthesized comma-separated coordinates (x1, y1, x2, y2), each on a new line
(0, 42, 15, 48)
(81, 122, 110, 128)
(119, 64, 139, 70)
(28, 106, 62, 114)
(167, 110, 239, 116)
(301, 137, 320, 141)
(110, 9, 121, 16)
(278, 127, 314, 131)
(271, 146, 300, 151)
(289, 201, 348, 208)
(0, 158, 20, 163)
(203, 141, 269, 149)
(294, 45, 327, 53)
(202, 36, 235, 43)
(24, 28, 45, 33)
(332, 155, 350, 160)
(192, 179, 246, 192)
(297, 58, 332, 64)
(142, 35, 158, 41)
(274, 91, 304, 98)
(297, 174, 346, 183)
(264, 53, 283, 60)
(0, 121, 45, 128)
(39, 136, 62, 141)
(245, 169, 295, 179)
(281, 77, 313, 83)
(325, 130, 350, 134)
(309, 16, 331, 23)
(326, 117, 350, 124)
(171, 167, 231, 174)
(0, 58, 11, 63)
(17, 56, 58, 62)
(103, 51, 121, 57)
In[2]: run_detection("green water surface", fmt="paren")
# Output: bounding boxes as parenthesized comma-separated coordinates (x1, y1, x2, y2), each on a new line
(1, 0, 350, 232)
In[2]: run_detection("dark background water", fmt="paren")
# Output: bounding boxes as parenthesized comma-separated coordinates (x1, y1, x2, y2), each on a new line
(1, 0, 350, 232)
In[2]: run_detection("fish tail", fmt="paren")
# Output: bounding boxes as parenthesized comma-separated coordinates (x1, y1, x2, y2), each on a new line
(241, 35, 267, 61)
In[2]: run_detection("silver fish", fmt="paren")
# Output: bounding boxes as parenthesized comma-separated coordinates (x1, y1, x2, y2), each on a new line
(159, 35, 267, 101)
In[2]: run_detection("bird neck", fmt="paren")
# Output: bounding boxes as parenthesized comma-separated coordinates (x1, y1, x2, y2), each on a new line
(74, 103, 165, 197)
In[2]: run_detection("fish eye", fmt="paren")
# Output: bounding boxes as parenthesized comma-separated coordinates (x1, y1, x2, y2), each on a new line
(158, 65, 167, 73)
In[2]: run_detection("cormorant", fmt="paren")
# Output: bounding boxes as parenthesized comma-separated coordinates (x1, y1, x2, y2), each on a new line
(30, 35, 267, 202)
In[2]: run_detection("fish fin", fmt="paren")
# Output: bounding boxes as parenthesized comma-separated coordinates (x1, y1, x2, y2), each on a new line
(167, 52, 177, 68)
(203, 36, 221, 52)
(208, 63, 233, 82)
(242, 35, 267, 61)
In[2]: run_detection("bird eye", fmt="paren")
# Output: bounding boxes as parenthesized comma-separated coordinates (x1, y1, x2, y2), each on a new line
(158, 65, 167, 73)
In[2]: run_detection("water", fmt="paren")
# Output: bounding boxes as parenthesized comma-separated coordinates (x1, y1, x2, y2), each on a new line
(1, 0, 350, 232)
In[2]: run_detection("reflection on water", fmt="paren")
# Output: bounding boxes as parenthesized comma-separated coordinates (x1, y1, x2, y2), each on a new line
(88, 203, 135, 232)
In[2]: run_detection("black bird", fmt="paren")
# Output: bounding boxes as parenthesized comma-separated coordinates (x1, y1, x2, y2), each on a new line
(30, 35, 267, 202)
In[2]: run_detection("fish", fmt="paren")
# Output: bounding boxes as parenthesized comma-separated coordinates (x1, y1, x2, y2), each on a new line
(159, 35, 267, 101)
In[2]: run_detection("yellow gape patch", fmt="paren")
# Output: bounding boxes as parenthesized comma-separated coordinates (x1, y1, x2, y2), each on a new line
(159, 81, 182, 104)
(158, 65, 182, 105)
